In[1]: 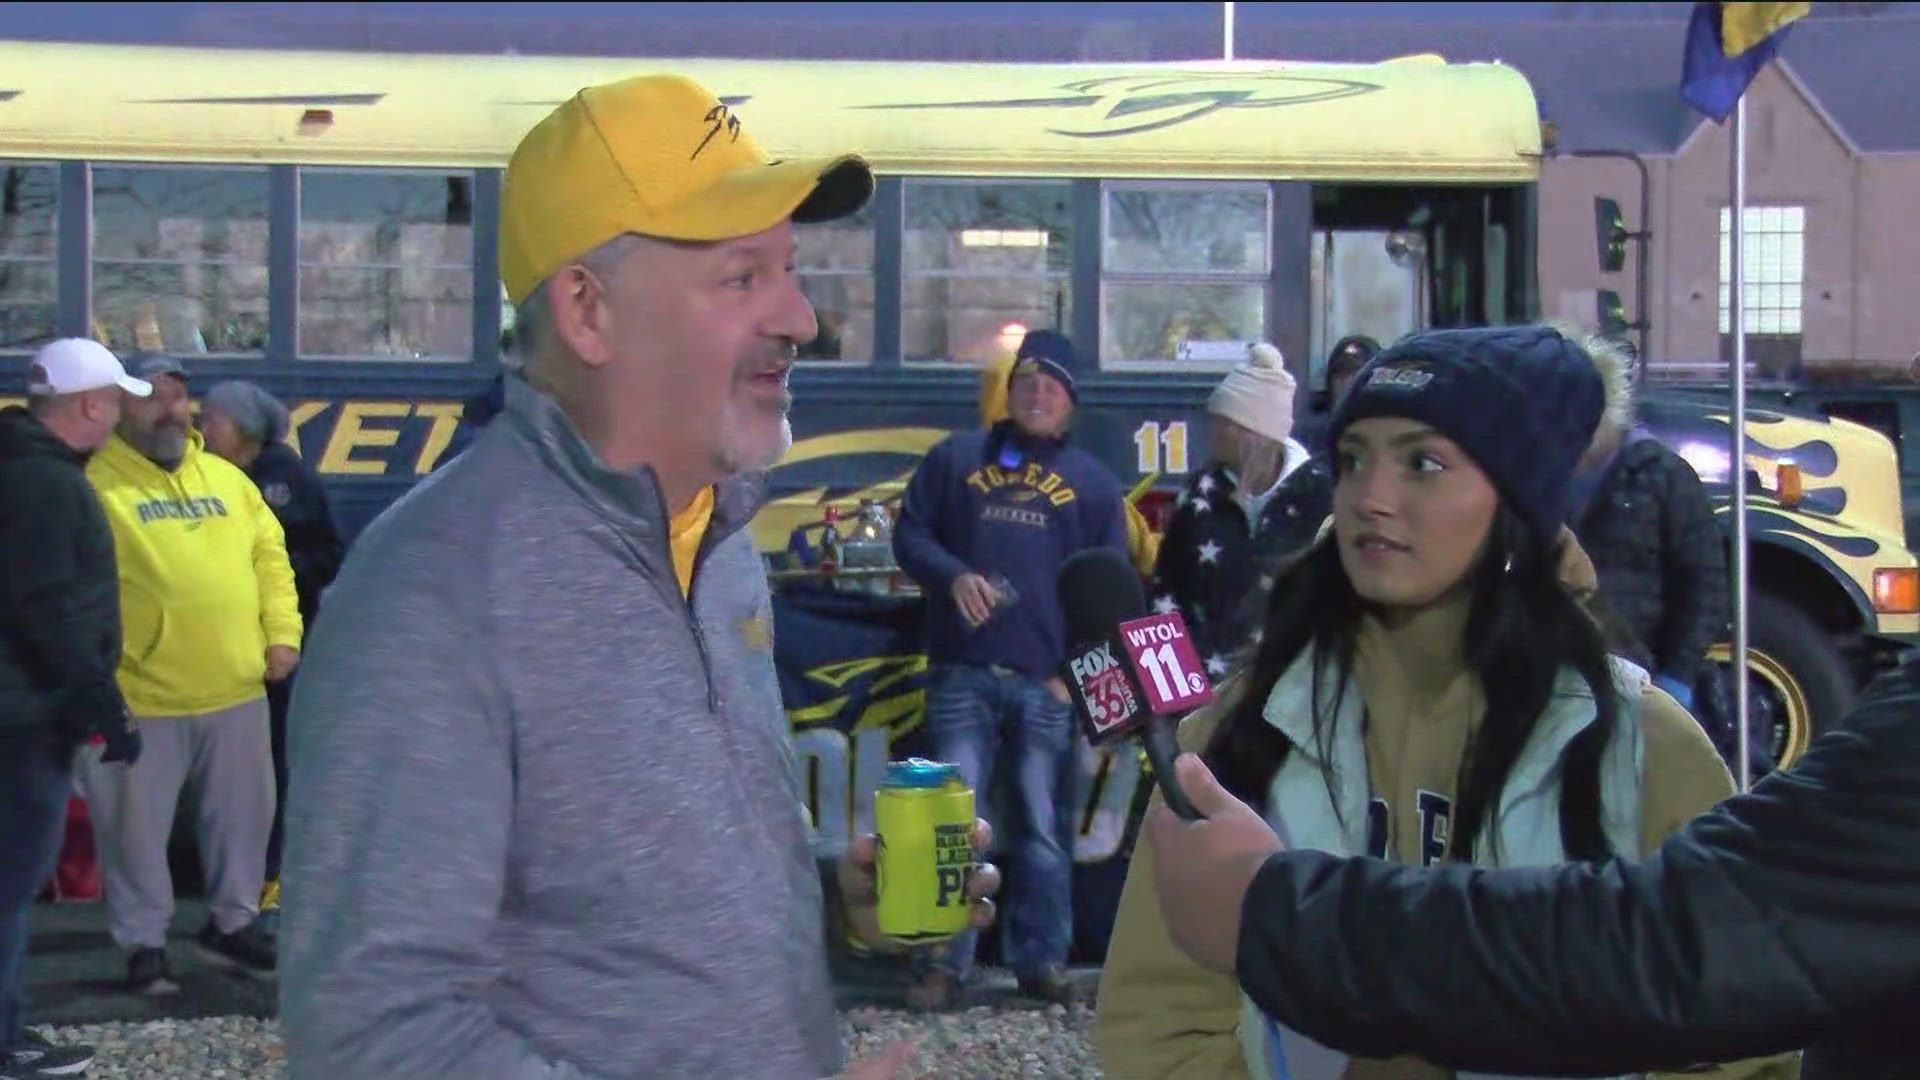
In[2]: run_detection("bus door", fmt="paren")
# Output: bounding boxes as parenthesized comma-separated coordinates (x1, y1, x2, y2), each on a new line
(1308, 227, 1427, 388)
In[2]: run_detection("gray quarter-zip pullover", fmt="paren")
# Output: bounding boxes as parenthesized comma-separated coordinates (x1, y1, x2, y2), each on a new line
(279, 376, 841, 1078)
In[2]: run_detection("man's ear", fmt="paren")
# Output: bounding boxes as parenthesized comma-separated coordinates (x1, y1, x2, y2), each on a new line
(87, 387, 120, 421)
(548, 266, 618, 370)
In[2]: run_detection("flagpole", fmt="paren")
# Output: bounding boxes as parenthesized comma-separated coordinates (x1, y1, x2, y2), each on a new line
(1223, 2, 1236, 61)
(1730, 92, 1752, 793)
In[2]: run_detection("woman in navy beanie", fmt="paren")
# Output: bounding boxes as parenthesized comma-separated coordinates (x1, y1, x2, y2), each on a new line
(1096, 325, 1790, 1079)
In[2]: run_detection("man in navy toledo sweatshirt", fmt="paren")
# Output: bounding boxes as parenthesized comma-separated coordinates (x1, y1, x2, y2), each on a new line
(893, 329, 1129, 1010)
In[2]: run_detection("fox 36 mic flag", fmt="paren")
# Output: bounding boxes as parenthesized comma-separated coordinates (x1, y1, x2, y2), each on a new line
(1680, 1, 1811, 122)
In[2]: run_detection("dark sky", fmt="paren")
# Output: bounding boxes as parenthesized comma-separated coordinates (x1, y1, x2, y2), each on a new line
(1, 2, 1907, 60)
(0, 1, 1723, 44)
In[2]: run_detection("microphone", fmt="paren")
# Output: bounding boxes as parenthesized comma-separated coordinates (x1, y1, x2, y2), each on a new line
(1056, 548, 1211, 821)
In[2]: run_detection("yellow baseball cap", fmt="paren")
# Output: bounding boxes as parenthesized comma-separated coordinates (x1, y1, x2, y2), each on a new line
(499, 73, 874, 305)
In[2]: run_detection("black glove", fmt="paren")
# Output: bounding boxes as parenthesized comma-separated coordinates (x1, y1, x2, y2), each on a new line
(98, 702, 142, 765)
(53, 682, 142, 765)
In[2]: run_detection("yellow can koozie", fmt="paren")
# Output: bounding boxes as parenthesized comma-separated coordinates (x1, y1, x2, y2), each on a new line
(873, 758, 976, 944)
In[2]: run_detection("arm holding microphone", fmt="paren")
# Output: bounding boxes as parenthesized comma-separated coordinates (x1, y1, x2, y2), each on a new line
(1138, 674, 1920, 1078)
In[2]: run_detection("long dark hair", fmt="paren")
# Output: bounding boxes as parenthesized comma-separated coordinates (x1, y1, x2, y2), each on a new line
(1202, 502, 1624, 864)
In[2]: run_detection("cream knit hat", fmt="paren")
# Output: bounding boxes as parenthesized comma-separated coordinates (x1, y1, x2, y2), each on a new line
(1207, 342, 1296, 444)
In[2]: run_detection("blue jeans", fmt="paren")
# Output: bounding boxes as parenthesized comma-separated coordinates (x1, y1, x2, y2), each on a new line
(917, 664, 1076, 983)
(0, 726, 73, 1052)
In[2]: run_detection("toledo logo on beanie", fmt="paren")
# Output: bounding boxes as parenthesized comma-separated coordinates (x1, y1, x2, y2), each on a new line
(1328, 325, 1604, 548)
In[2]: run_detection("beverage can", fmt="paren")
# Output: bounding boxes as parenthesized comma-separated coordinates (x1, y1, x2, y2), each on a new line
(965, 572, 1021, 633)
(873, 758, 977, 944)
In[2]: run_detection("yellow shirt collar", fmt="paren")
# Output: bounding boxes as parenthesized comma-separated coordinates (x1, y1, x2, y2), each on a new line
(668, 485, 715, 596)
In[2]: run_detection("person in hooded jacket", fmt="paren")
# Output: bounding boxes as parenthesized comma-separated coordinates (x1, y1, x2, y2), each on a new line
(0, 338, 149, 1080)
(78, 355, 301, 992)
(198, 379, 344, 922)
(1148, 342, 1312, 684)
(1248, 337, 1375, 568)
(1556, 328, 1745, 773)
(895, 328, 1128, 1010)
(1289, 334, 1379, 460)
(1094, 325, 1795, 1080)
(979, 346, 1160, 578)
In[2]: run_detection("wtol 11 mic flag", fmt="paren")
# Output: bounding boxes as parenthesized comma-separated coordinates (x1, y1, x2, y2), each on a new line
(1056, 547, 1211, 821)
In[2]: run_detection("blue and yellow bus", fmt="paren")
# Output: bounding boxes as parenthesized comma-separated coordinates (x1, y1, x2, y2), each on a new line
(0, 39, 1909, 795)
(0, 39, 1545, 538)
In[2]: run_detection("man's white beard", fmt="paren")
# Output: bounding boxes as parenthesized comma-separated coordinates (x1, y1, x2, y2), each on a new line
(717, 404, 793, 476)
(753, 415, 794, 471)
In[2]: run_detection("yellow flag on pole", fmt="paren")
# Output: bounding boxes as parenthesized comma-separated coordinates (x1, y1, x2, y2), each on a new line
(1719, 2, 1812, 57)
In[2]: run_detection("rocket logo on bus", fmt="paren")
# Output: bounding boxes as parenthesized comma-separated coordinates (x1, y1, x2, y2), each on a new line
(858, 73, 1381, 138)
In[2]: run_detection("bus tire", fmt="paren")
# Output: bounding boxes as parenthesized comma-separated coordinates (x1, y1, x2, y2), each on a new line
(1710, 591, 1852, 772)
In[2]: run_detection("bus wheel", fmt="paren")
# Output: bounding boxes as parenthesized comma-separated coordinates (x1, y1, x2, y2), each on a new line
(1707, 592, 1852, 773)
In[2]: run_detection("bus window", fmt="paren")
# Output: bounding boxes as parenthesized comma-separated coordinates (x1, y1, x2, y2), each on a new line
(1099, 181, 1270, 369)
(1308, 228, 1426, 374)
(795, 202, 874, 364)
(93, 165, 269, 356)
(1484, 219, 1510, 327)
(0, 162, 57, 352)
(299, 169, 474, 361)
(902, 179, 1070, 366)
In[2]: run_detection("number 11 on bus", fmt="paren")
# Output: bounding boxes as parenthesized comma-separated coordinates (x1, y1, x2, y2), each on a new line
(1134, 420, 1189, 475)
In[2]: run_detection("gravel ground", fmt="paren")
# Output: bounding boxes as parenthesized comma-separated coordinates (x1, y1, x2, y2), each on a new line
(32, 1003, 1100, 1079)
(842, 1002, 1098, 1079)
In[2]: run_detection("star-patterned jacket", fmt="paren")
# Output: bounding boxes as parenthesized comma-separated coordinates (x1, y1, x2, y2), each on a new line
(1148, 461, 1293, 684)
(1252, 453, 1334, 568)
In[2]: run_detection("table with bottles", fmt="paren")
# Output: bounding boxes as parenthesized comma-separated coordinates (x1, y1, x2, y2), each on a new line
(767, 499, 922, 599)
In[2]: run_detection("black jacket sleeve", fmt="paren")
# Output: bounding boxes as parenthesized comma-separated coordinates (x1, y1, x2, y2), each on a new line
(285, 466, 345, 614)
(1233, 656, 1920, 1076)
(1651, 446, 1729, 678)
(0, 459, 126, 731)
(254, 449, 345, 620)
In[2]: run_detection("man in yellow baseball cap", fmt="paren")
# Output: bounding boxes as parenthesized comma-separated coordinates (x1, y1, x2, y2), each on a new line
(279, 73, 997, 1080)
(496, 73, 873, 306)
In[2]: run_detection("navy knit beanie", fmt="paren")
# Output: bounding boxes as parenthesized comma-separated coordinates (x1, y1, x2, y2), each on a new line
(1009, 329, 1079, 402)
(1328, 325, 1604, 549)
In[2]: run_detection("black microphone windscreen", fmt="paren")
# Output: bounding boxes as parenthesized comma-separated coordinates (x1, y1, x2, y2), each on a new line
(1057, 547, 1147, 645)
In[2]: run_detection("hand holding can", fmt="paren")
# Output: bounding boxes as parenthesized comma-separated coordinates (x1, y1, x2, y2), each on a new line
(958, 572, 1020, 632)
(872, 758, 978, 944)
(983, 573, 1019, 620)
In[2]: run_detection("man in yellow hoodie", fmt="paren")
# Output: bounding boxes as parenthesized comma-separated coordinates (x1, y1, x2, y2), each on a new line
(77, 354, 302, 993)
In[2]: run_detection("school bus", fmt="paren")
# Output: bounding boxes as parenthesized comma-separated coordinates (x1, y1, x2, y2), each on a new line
(0, 39, 1909, 821)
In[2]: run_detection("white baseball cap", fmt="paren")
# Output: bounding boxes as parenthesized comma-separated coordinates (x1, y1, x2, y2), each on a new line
(26, 338, 153, 398)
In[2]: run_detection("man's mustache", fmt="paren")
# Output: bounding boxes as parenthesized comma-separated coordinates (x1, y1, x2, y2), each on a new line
(127, 419, 189, 441)
(735, 341, 800, 374)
